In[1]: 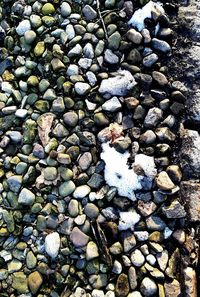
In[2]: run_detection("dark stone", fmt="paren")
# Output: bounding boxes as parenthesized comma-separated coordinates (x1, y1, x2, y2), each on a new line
(115, 273, 130, 297)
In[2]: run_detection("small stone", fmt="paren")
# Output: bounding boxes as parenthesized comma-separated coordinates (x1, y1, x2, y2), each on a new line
(146, 215, 166, 231)
(86, 241, 99, 260)
(108, 31, 121, 50)
(131, 249, 145, 267)
(156, 171, 175, 190)
(144, 107, 163, 128)
(143, 53, 159, 67)
(166, 165, 182, 183)
(83, 5, 97, 20)
(8, 259, 22, 273)
(104, 49, 119, 64)
(112, 260, 122, 274)
(140, 277, 157, 296)
(128, 267, 137, 290)
(24, 30, 37, 44)
(51, 58, 65, 71)
(45, 232, 60, 258)
(127, 29, 143, 44)
(152, 38, 171, 53)
(152, 71, 168, 86)
(68, 199, 79, 217)
(18, 188, 35, 206)
(164, 279, 181, 297)
(70, 227, 89, 247)
(73, 185, 91, 199)
(63, 111, 78, 127)
(59, 181, 76, 197)
(34, 41, 45, 57)
(102, 97, 121, 112)
(26, 251, 37, 269)
(162, 200, 186, 218)
(28, 271, 43, 295)
(60, 2, 71, 17)
(75, 82, 91, 95)
(42, 3, 55, 15)
(12, 272, 28, 294)
(16, 20, 31, 36)
(78, 58, 92, 69)
(7, 175, 22, 193)
(78, 152, 92, 170)
(115, 274, 130, 297)
(84, 203, 99, 219)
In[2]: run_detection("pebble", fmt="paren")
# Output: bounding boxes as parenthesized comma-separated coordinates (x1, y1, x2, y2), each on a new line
(82, 5, 97, 20)
(104, 49, 119, 64)
(75, 82, 91, 95)
(152, 38, 171, 53)
(140, 277, 157, 296)
(127, 28, 143, 44)
(18, 188, 35, 206)
(156, 171, 175, 190)
(60, 2, 71, 17)
(86, 241, 99, 260)
(28, 271, 43, 294)
(70, 227, 89, 247)
(45, 232, 60, 258)
(115, 274, 130, 297)
(16, 20, 31, 36)
(143, 53, 159, 67)
(73, 185, 91, 199)
(131, 249, 145, 267)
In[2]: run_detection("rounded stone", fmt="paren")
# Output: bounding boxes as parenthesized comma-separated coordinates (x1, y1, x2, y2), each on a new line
(140, 277, 157, 296)
(60, 2, 71, 17)
(73, 185, 91, 199)
(16, 20, 31, 36)
(42, 3, 55, 15)
(59, 181, 76, 197)
(45, 232, 60, 258)
(43, 167, 57, 181)
(84, 203, 99, 219)
(24, 30, 37, 44)
(63, 111, 78, 127)
(131, 249, 145, 267)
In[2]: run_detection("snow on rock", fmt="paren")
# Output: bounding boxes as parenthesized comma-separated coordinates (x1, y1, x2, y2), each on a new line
(100, 142, 157, 201)
(45, 232, 60, 258)
(99, 70, 137, 96)
(128, 1, 165, 32)
(119, 209, 141, 231)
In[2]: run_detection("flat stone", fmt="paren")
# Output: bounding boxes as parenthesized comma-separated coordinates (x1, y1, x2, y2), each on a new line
(127, 28, 143, 44)
(152, 38, 171, 53)
(104, 49, 119, 64)
(28, 271, 43, 295)
(45, 232, 60, 258)
(102, 97, 121, 112)
(162, 200, 186, 218)
(180, 181, 200, 221)
(131, 249, 145, 267)
(70, 227, 89, 247)
(164, 279, 181, 297)
(73, 185, 91, 199)
(82, 5, 97, 20)
(180, 129, 200, 178)
(183, 267, 198, 297)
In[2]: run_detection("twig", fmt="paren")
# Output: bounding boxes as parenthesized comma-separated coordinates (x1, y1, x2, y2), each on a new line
(96, 0, 108, 40)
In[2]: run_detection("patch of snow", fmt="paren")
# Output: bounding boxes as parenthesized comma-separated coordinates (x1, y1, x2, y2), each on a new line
(99, 70, 137, 96)
(101, 142, 157, 201)
(128, 1, 164, 32)
(118, 209, 141, 231)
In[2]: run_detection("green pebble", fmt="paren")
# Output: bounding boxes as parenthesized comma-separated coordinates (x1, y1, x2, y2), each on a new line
(42, 3, 55, 15)
(59, 181, 76, 197)
(34, 41, 45, 57)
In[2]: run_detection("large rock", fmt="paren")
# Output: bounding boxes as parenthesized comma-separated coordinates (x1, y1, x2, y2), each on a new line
(99, 70, 137, 96)
(180, 129, 200, 178)
(180, 181, 200, 222)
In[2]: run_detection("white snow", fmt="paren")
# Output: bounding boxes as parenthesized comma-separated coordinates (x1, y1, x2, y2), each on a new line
(128, 1, 164, 32)
(100, 142, 157, 201)
(99, 70, 137, 96)
(119, 209, 141, 231)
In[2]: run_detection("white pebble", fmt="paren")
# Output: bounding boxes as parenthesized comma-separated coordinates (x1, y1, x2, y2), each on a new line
(16, 20, 31, 36)
(45, 232, 60, 258)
